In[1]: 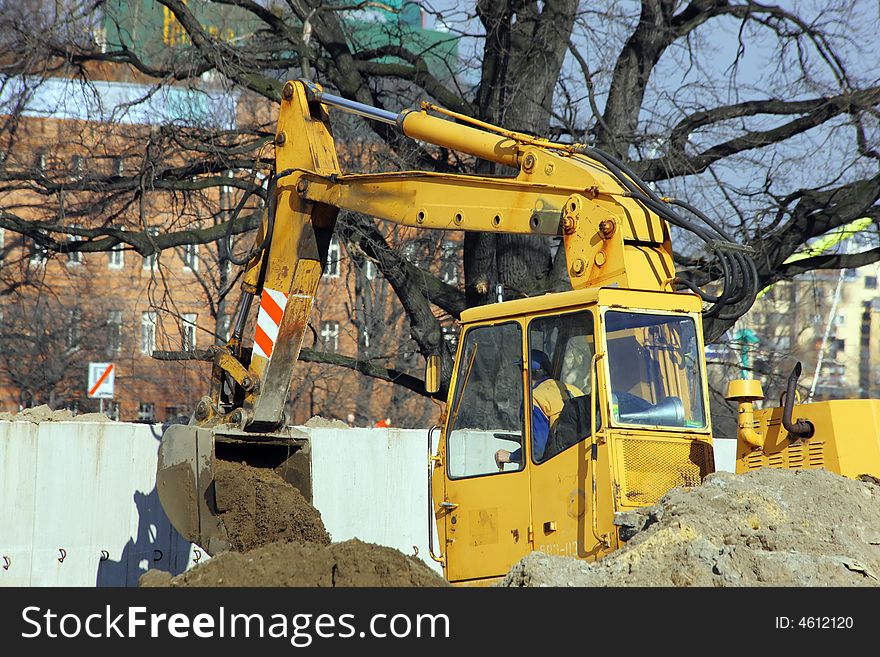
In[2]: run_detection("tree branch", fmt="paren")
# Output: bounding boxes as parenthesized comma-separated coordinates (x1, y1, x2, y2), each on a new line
(298, 347, 442, 399)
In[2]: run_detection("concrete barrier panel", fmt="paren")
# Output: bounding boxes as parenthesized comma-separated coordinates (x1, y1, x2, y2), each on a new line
(307, 427, 443, 574)
(713, 438, 736, 473)
(0, 421, 197, 586)
(0, 422, 39, 581)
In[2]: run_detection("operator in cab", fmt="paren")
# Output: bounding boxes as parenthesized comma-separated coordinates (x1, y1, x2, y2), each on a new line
(495, 349, 585, 469)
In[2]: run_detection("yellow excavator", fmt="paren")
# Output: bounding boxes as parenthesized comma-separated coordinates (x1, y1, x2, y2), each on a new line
(156, 79, 880, 585)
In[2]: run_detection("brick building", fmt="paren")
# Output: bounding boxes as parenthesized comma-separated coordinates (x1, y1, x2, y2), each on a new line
(0, 80, 457, 428)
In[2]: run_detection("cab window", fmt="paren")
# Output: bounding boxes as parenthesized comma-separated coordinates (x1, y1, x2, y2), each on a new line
(446, 323, 525, 478)
(605, 311, 707, 429)
(528, 311, 597, 464)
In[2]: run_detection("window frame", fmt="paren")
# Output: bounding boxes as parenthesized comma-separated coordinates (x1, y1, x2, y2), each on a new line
(320, 319, 339, 353)
(141, 311, 157, 355)
(445, 320, 526, 481)
(183, 313, 198, 350)
(182, 242, 199, 272)
(325, 235, 341, 278)
(600, 307, 709, 432)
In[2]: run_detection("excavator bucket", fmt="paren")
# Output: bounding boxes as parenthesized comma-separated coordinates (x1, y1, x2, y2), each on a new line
(156, 424, 232, 556)
(157, 423, 312, 556)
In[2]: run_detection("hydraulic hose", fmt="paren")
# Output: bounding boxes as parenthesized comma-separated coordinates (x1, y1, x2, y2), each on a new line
(582, 146, 758, 320)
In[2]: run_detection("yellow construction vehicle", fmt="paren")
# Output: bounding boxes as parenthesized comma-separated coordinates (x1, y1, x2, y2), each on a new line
(156, 79, 880, 585)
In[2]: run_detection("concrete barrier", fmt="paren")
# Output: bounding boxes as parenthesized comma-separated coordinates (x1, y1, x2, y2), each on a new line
(307, 427, 441, 572)
(713, 438, 736, 473)
(0, 420, 443, 586)
(0, 420, 197, 586)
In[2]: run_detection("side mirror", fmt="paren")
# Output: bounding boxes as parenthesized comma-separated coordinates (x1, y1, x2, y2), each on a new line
(424, 354, 440, 394)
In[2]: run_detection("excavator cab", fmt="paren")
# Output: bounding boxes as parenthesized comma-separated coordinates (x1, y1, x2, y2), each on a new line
(431, 287, 715, 584)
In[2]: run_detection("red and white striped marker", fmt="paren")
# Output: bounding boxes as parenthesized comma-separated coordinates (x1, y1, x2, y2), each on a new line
(252, 287, 289, 360)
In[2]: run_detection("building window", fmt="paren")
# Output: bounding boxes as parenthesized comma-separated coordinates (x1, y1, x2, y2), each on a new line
(320, 320, 339, 353)
(326, 236, 340, 278)
(0, 227, 5, 265)
(29, 238, 48, 266)
(182, 242, 199, 271)
(113, 157, 124, 177)
(109, 232, 124, 269)
(219, 313, 231, 343)
(106, 402, 120, 421)
(67, 225, 83, 265)
(220, 172, 234, 214)
(165, 405, 183, 422)
(441, 239, 458, 284)
(442, 325, 458, 349)
(71, 155, 84, 180)
(183, 313, 197, 350)
(363, 259, 376, 280)
(107, 310, 122, 353)
(141, 311, 157, 355)
(66, 308, 81, 350)
(138, 402, 155, 422)
(109, 242, 124, 268)
(143, 228, 159, 270)
(866, 276, 878, 290)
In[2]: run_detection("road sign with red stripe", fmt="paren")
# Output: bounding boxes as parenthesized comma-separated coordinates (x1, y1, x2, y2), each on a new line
(88, 362, 116, 399)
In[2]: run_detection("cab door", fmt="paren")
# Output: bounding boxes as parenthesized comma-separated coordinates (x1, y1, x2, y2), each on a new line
(441, 321, 532, 583)
(526, 309, 608, 560)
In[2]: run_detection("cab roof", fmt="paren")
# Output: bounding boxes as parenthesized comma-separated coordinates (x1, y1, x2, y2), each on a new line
(458, 287, 703, 324)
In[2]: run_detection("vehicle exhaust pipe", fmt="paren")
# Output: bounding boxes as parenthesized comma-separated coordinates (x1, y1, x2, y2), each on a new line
(782, 362, 815, 440)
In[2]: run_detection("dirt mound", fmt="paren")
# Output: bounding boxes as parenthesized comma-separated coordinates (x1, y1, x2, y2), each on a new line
(499, 468, 880, 587)
(303, 415, 350, 429)
(0, 404, 112, 423)
(214, 460, 331, 551)
(142, 458, 445, 587)
(140, 538, 448, 587)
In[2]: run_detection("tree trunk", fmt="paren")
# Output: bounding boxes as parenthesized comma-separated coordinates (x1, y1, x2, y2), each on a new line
(465, 0, 578, 306)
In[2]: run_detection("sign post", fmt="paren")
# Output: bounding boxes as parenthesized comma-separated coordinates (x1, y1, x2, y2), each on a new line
(88, 362, 116, 415)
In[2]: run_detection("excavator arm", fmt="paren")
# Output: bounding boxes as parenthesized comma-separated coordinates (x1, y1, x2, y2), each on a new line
(157, 79, 756, 554)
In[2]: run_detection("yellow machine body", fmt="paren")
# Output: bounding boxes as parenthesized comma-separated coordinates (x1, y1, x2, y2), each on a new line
(738, 400, 880, 479)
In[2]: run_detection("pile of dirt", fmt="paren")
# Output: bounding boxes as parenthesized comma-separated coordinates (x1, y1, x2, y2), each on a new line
(0, 404, 112, 423)
(498, 468, 880, 587)
(142, 458, 447, 587)
(141, 538, 447, 587)
(303, 415, 350, 429)
(213, 460, 331, 551)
